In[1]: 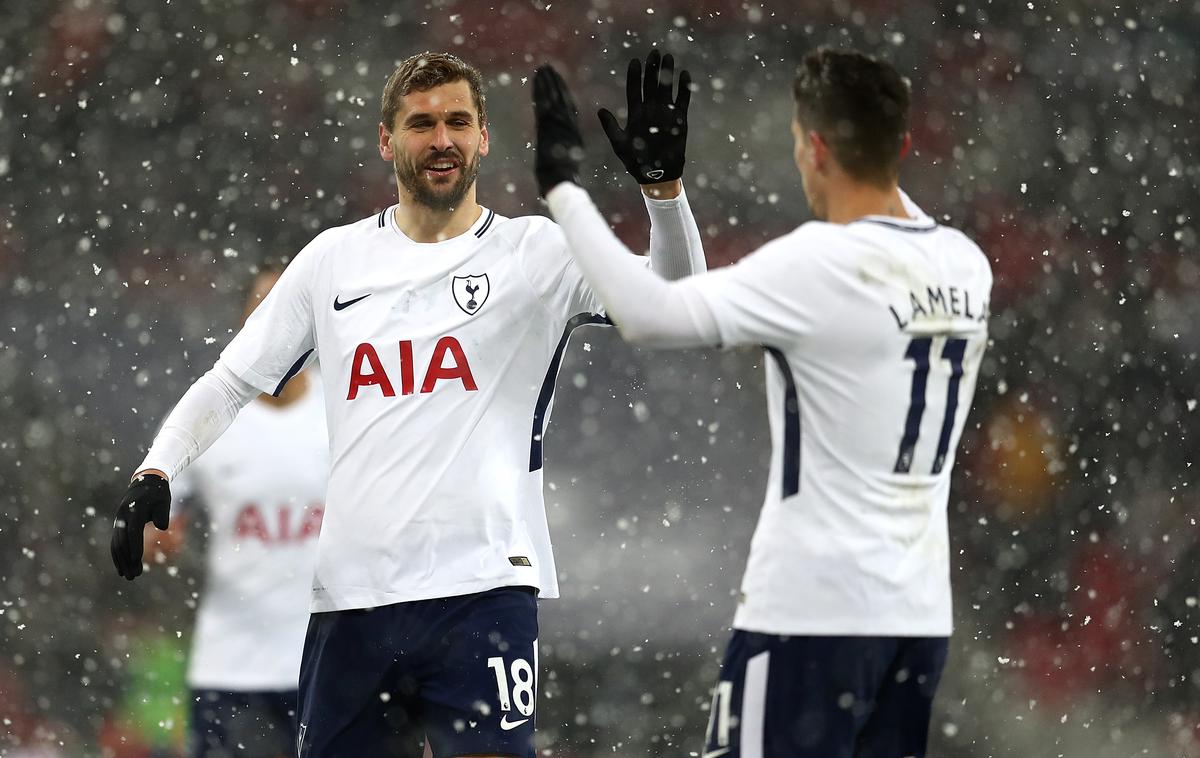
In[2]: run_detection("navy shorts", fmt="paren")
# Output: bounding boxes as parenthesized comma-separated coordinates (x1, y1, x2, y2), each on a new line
(703, 631, 948, 758)
(298, 586, 538, 758)
(188, 688, 297, 758)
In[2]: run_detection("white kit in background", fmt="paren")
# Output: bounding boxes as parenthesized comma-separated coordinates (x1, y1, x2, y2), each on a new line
(173, 376, 327, 690)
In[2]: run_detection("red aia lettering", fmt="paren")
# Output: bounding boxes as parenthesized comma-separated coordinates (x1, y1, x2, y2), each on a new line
(347, 338, 478, 399)
(298, 505, 324, 539)
(234, 504, 323, 544)
(234, 503, 270, 542)
(421, 336, 478, 393)
(347, 343, 396, 400)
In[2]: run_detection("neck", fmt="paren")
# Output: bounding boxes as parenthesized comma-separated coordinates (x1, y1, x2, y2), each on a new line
(392, 185, 483, 243)
(822, 180, 909, 225)
(258, 371, 308, 408)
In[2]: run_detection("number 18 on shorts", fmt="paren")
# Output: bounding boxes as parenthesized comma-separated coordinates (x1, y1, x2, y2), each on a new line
(487, 646, 537, 732)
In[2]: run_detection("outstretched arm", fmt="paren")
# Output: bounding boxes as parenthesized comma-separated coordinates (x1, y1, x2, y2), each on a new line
(533, 58, 716, 347)
(136, 362, 259, 480)
(547, 182, 719, 348)
(112, 361, 258, 579)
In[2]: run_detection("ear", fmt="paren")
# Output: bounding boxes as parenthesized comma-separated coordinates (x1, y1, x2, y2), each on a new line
(899, 132, 912, 160)
(478, 123, 490, 158)
(379, 122, 394, 161)
(809, 131, 829, 171)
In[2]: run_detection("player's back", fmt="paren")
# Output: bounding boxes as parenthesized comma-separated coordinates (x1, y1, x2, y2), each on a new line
(698, 211, 991, 637)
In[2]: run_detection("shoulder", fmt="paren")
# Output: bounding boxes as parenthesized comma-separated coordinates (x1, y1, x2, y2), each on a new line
(938, 224, 992, 276)
(288, 210, 392, 272)
(490, 212, 561, 243)
(316, 210, 390, 246)
(488, 213, 568, 260)
(734, 221, 847, 269)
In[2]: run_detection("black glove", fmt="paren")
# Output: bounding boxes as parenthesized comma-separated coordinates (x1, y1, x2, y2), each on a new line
(598, 50, 692, 184)
(110, 473, 171, 580)
(532, 64, 585, 197)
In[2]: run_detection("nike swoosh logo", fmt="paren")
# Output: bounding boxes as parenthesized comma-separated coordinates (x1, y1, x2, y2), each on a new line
(702, 749, 730, 758)
(499, 714, 530, 731)
(333, 293, 371, 311)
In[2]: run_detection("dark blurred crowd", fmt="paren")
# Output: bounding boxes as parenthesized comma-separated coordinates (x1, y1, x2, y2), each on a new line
(2, 0, 1199, 755)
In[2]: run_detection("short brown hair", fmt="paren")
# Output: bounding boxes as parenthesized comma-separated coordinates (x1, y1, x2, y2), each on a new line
(381, 52, 487, 130)
(792, 47, 910, 187)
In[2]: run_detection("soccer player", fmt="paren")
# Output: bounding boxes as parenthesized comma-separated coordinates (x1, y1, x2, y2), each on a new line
(145, 267, 327, 758)
(110, 51, 704, 758)
(534, 49, 993, 758)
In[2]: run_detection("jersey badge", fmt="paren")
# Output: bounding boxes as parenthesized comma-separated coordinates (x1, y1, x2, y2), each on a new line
(452, 274, 490, 315)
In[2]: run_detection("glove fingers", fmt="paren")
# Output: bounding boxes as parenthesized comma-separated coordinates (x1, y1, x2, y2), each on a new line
(534, 66, 559, 115)
(597, 108, 624, 145)
(556, 73, 579, 120)
(643, 49, 661, 106)
(625, 58, 642, 110)
(128, 521, 145, 578)
(153, 503, 170, 531)
(546, 67, 568, 112)
(542, 66, 578, 122)
(532, 67, 549, 114)
(115, 518, 139, 579)
(659, 54, 675, 105)
(111, 526, 127, 578)
(675, 69, 692, 117)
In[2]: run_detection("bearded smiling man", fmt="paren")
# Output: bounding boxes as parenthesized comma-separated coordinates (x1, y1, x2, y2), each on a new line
(109, 51, 705, 757)
(383, 61, 486, 217)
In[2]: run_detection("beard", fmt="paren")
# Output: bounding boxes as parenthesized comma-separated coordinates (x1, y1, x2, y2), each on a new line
(394, 148, 482, 212)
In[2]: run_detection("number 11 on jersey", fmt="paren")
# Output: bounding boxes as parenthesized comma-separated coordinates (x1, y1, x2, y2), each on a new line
(894, 336, 968, 475)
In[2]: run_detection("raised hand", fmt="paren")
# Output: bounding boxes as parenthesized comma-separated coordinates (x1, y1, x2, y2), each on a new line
(598, 50, 692, 184)
(532, 64, 585, 197)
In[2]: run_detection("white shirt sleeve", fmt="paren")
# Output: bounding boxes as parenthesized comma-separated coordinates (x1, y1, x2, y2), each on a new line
(137, 362, 259, 481)
(545, 183, 721, 348)
(220, 241, 320, 395)
(547, 183, 837, 350)
(519, 187, 707, 321)
(643, 188, 707, 279)
(686, 233, 833, 349)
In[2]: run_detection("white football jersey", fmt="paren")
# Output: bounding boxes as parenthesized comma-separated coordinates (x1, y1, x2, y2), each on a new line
(221, 207, 607, 612)
(174, 376, 327, 690)
(690, 208, 992, 636)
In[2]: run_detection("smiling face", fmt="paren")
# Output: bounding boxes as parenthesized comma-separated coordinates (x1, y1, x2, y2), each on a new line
(379, 79, 489, 212)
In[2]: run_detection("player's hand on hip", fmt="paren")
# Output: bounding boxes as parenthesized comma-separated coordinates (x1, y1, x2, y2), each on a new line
(532, 64, 585, 197)
(598, 49, 692, 185)
(110, 472, 172, 580)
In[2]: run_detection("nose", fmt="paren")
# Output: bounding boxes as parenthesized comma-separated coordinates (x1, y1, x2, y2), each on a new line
(430, 121, 453, 151)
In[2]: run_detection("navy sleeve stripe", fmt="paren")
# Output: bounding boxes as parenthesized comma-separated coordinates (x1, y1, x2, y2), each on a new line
(529, 313, 612, 472)
(474, 209, 496, 238)
(764, 346, 801, 498)
(272, 348, 315, 397)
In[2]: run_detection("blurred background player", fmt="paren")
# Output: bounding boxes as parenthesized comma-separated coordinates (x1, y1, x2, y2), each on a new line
(111, 51, 704, 757)
(535, 48, 992, 758)
(145, 266, 327, 758)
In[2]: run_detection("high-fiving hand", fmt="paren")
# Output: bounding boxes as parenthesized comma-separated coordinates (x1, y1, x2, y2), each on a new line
(111, 473, 172, 580)
(599, 50, 692, 184)
(532, 65, 585, 198)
